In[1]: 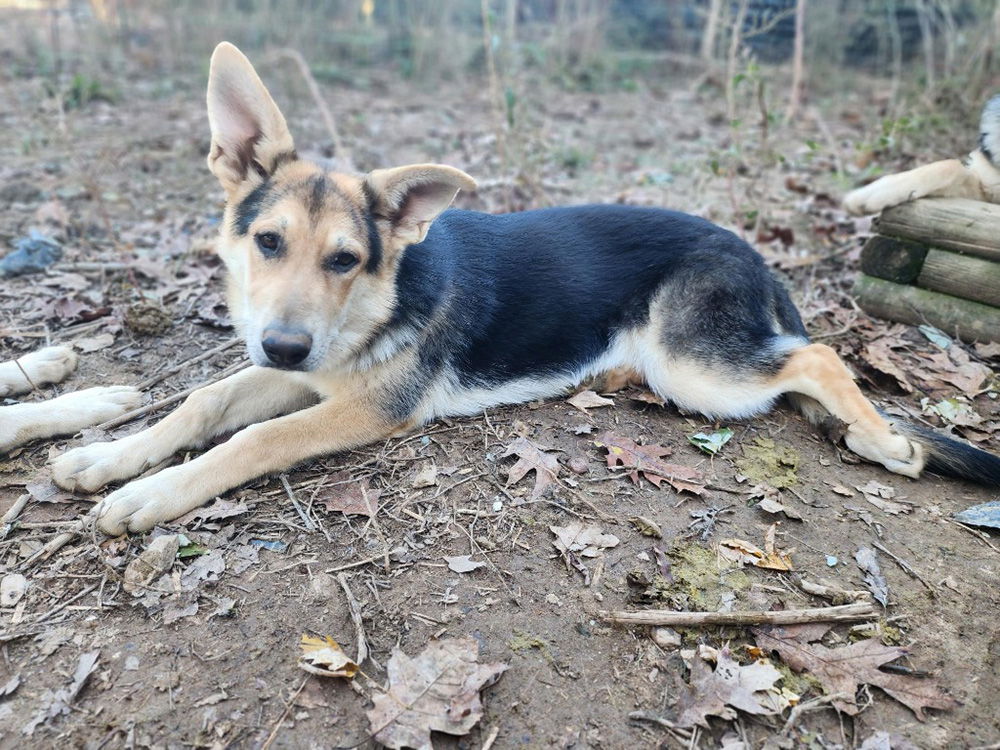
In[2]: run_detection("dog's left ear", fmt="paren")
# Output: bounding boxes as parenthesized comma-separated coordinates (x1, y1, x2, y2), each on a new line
(206, 42, 296, 194)
(364, 164, 477, 248)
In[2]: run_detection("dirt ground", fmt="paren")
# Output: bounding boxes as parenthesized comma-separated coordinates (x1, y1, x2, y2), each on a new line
(2, 49, 1000, 750)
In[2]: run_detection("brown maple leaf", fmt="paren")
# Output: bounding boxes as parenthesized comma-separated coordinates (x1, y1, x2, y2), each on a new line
(674, 647, 783, 728)
(502, 437, 561, 499)
(754, 626, 960, 719)
(366, 637, 507, 750)
(593, 431, 704, 494)
(317, 472, 380, 517)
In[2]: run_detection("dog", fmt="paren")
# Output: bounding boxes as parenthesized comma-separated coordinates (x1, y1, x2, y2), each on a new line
(49, 43, 1000, 535)
(0, 345, 141, 454)
(844, 94, 1000, 214)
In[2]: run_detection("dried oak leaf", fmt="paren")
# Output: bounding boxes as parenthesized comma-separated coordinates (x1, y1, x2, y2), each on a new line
(502, 436, 560, 499)
(366, 637, 507, 750)
(854, 546, 889, 607)
(319, 472, 380, 517)
(299, 634, 359, 678)
(719, 523, 793, 571)
(675, 647, 783, 728)
(753, 626, 960, 719)
(550, 521, 620, 558)
(566, 389, 614, 412)
(593, 431, 704, 494)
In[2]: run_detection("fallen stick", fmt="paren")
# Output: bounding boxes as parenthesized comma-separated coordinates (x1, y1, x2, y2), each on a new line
(599, 602, 878, 627)
(134, 336, 241, 391)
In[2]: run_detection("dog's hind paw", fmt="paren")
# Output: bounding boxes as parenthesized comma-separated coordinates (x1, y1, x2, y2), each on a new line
(0, 345, 78, 397)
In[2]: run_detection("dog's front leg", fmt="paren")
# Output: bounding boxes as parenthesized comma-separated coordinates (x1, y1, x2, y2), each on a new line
(91, 390, 398, 534)
(52, 366, 315, 493)
(843, 158, 981, 215)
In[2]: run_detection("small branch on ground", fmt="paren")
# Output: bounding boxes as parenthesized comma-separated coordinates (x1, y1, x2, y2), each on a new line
(599, 602, 878, 627)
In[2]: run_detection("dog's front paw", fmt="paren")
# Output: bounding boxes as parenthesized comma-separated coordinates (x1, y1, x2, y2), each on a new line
(52, 433, 147, 493)
(95, 468, 195, 535)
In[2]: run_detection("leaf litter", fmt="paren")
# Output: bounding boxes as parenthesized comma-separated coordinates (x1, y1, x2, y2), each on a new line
(365, 637, 507, 750)
(502, 436, 561, 499)
(754, 624, 960, 719)
(593, 431, 704, 493)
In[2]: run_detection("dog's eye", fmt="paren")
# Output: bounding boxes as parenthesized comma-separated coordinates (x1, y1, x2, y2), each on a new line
(255, 232, 282, 258)
(325, 251, 359, 273)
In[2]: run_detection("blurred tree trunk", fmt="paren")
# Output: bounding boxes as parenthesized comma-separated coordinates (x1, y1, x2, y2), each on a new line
(701, 0, 722, 62)
(784, 0, 806, 122)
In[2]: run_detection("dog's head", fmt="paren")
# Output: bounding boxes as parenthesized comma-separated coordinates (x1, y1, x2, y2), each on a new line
(205, 42, 475, 372)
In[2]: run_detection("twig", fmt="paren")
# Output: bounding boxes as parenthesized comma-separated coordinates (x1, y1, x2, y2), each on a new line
(599, 602, 878, 627)
(264, 49, 353, 170)
(13, 358, 39, 393)
(325, 553, 387, 574)
(947, 520, 1000, 555)
(134, 336, 241, 391)
(481, 725, 502, 750)
(872, 541, 934, 591)
(97, 359, 249, 431)
(781, 692, 851, 736)
(280, 474, 315, 531)
(797, 577, 870, 604)
(260, 676, 308, 750)
(628, 711, 693, 740)
(336, 573, 369, 666)
(1, 493, 30, 527)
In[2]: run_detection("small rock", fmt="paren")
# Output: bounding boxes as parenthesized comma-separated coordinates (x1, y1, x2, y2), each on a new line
(652, 627, 681, 649)
(411, 463, 438, 489)
(308, 573, 338, 600)
(0, 231, 62, 277)
(1, 573, 27, 607)
(124, 535, 180, 594)
(567, 456, 589, 475)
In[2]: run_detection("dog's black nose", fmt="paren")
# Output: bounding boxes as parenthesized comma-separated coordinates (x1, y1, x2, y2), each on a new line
(261, 328, 312, 368)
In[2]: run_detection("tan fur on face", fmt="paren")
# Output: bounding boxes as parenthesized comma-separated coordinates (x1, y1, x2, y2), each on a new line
(217, 163, 402, 372)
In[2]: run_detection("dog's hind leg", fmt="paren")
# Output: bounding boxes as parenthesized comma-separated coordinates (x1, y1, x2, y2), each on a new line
(0, 386, 143, 454)
(769, 343, 925, 477)
(0, 346, 78, 397)
(52, 366, 316, 493)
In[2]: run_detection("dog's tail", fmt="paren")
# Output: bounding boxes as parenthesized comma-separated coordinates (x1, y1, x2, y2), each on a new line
(979, 93, 1000, 169)
(893, 420, 1000, 486)
(788, 392, 1000, 486)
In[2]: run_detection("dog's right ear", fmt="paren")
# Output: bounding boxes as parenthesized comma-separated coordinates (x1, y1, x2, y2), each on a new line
(206, 42, 295, 195)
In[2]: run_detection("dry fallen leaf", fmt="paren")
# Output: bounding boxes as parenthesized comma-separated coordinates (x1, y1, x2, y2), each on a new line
(444, 554, 486, 574)
(856, 481, 912, 515)
(366, 637, 507, 750)
(566, 389, 614, 412)
(593, 431, 704, 494)
(23, 650, 100, 736)
(550, 521, 620, 558)
(319, 472, 380, 517)
(754, 626, 960, 719)
(73, 332, 115, 353)
(855, 546, 889, 607)
(719, 524, 793, 571)
(502, 437, 561, 499)
(550, 521, 620, 584)
(299, 634, 359, 678)
(675, 647, 783, 728)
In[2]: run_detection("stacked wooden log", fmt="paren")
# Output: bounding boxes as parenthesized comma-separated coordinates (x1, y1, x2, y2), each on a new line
(853, 198, 1000, 343)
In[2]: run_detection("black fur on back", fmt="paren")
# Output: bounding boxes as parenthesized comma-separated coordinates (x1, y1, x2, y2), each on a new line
(362, 205, 807, 419)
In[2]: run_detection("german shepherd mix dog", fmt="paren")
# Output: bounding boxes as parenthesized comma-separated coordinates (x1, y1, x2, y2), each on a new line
(51, 43, 1000, 535)
(0, 346, 141, 453)
(844, 94, 1000, 214)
